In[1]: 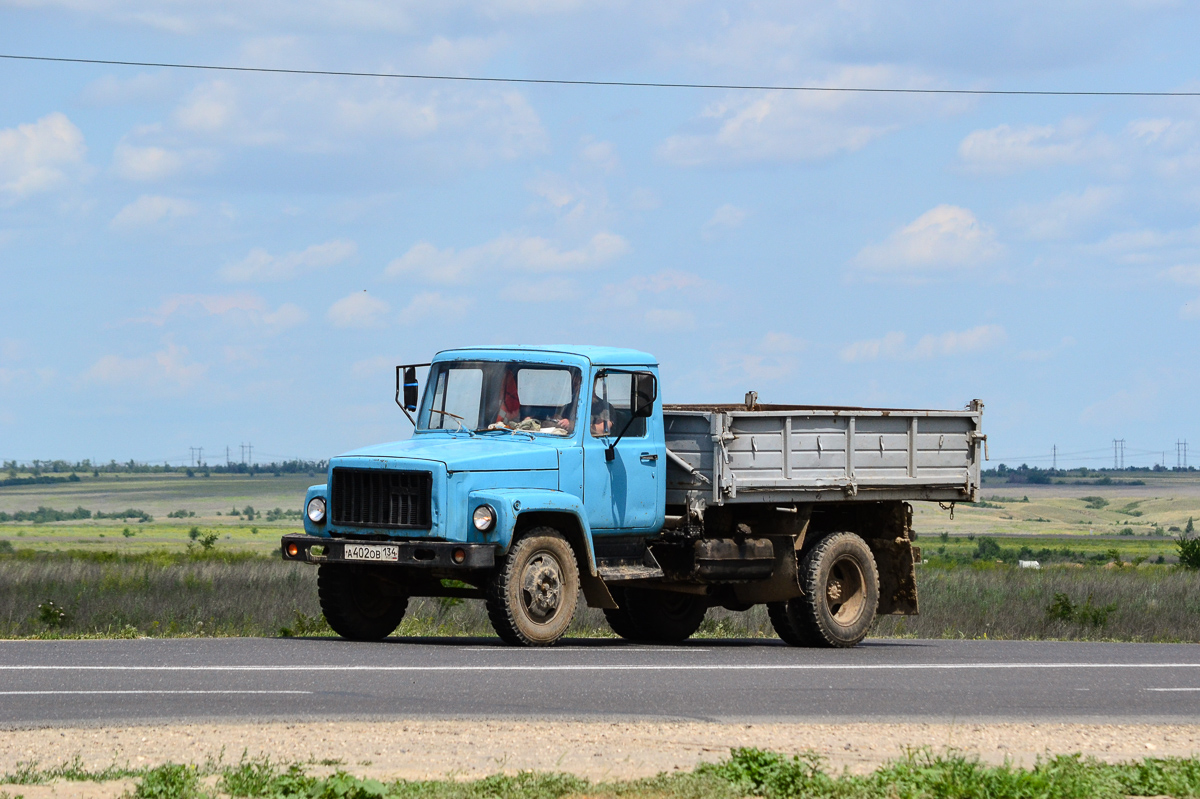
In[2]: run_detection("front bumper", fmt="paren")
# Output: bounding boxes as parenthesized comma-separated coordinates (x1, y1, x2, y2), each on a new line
(280, 533, 495, 569)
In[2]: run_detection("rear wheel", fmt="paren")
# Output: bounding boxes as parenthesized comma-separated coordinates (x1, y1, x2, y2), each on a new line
(317, 564, 408, 641)
(602, 587, 642, 640)
(769, 532, 879, 648)
(486, 527, 580, 646)
(620, 588, 707, 643)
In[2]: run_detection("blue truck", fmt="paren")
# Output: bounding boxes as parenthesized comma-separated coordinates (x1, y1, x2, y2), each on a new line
(282, 345, 985, 647)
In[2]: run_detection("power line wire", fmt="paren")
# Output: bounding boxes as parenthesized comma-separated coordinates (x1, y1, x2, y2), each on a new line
(3, 53, 1200, 97)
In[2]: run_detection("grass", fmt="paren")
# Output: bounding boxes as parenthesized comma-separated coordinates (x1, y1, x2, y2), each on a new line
(2, 548, 1198, 642)
(5, 749, 1200, 799)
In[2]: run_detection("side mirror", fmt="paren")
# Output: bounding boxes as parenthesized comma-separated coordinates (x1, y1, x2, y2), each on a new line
(631, 372, 657, 418)
(403, 366, 420, 412)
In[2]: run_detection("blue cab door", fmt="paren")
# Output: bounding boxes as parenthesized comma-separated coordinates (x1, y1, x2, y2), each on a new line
(583, 369, 664, 531)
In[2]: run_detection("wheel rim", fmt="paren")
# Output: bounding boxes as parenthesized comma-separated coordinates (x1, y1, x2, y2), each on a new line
(825, 554, 866, 625)
(520, 551, 564, 623)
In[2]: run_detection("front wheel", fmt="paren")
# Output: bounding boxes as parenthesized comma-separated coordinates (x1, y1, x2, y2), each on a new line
(486, 527, 580, 646)
(769, 532, 879, 648)
(317, 564, 408, 641)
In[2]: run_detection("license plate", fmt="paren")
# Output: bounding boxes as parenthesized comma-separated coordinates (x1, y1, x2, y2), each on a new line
(344, 543, 399, 562)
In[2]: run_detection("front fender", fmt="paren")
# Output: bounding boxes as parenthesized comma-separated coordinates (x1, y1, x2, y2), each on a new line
(467, 488, 596, 575)
(303, 484, 329, 536)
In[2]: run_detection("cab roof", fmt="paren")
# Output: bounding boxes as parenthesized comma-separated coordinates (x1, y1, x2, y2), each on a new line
(434, 345, 657, 367)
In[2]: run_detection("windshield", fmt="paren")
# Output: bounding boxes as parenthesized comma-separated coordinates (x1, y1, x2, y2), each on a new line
(418, 360, 582, 436)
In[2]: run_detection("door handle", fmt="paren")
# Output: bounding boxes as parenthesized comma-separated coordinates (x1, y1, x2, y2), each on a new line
(640, 452, 658, 462)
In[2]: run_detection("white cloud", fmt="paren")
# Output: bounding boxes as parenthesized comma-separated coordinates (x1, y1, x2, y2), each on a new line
(658, 67, 950, 167)
(134, 292, 308, 329)
(958, 118, 1113, 174)
(174, 81, 237, 133)
(604, 269, 714, 306)
(1009, 186, 1118, 241)
(83, 340, 206, 391)
(112, 144, 185, 181)
(1080, 384, 1158, 427)
(1161, 265, 1200, 285)
(398, 291, 470, 324)
(854, 205, 1001, 273)
(840, 325, 1005, 362)
(82, 72, 174, 106)
(262, 303, 308, 328)
(644, 309, 696, 331)
(840, 331, 907, 363)
(0, 113, 86, 199)
(702, 203, 749, 239)
(221, 240, 357, 282)
(910, 325, 1007, 359)
(327, 291, 391, 328)
(580, 138, 619, 172)
(385, 232, 629, 284)
(110, 195, 197, 229)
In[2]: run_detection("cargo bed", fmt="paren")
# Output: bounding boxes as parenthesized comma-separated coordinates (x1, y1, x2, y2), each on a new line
(663, 400, 984, 505)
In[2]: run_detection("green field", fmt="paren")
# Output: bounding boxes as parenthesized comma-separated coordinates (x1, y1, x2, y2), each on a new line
(1, 470, 1198, 643)
(3, 470, 1198, 560)
(0, 472, 315, 555)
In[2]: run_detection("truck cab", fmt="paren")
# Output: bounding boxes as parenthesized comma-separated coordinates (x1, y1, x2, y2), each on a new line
(284, 346, 668, 645)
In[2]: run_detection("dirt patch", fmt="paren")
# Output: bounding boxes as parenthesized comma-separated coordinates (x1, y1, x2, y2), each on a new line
(1, 720, 1198, 790)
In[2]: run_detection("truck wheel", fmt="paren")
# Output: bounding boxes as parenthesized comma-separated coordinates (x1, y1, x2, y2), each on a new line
(771, 532, 879, 648)
(621, 588, 707, 643)
(317, 564, 408, 641)
(486, 527, 579, 646)
(602, 587, 642, 641)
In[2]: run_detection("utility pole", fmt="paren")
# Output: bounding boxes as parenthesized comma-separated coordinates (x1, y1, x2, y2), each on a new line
(197, 447, 203, 467)
(1113, 439, 1119, 470)
(226, 446, 230, 466)
(240, 443, 246, 465)
(247, 443, 253, 466)
(189, 446, 198, 467)
(1052, 445, 1057, 470)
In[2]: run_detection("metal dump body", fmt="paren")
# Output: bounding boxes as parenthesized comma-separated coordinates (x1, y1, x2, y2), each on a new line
(663, 401, 984, 505)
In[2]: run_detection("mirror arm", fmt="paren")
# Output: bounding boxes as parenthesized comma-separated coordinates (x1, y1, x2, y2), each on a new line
(394, 362, 431, 427)
(605, 416, 639, 462)
(394, 367, 416, 425)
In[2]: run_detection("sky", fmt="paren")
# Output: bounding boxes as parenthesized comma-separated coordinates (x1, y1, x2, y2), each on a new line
(1, 0, 1199, 469)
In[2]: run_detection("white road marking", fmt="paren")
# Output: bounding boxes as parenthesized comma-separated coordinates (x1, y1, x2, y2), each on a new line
(1145, 687, 1200, 692)
(0, 690, 311, 695)
(1, 662, 1199, 672)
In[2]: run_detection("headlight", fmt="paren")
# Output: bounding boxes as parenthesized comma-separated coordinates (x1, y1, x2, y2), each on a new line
(306, 497, 326, 524)
(472, 504, 496, 532)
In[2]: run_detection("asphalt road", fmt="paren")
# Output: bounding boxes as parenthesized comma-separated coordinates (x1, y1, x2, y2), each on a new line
(2, 637, 1199, 726)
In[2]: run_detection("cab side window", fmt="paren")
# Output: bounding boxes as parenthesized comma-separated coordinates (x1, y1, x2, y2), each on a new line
(590, 372, 646, 438)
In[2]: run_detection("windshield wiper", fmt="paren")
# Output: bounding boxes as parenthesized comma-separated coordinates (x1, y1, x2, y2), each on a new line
(428, 409, 475, 437)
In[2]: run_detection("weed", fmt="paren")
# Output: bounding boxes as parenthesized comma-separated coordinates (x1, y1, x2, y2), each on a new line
(37, 600, 69, 628)
(131, 764, 204, 799)
(278, 610, 330, 638)
(1046, 592, 1118, 627)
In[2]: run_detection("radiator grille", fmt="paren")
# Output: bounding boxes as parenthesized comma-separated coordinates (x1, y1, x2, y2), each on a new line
(330, 468, 432, 529)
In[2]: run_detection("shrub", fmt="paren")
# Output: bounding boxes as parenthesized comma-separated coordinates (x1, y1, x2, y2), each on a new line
(1178, 532, 1200, 570)
(1045, 592, 1118, 627)
(974, 537, 1002, 560)
(1082, 496, 1109, 509)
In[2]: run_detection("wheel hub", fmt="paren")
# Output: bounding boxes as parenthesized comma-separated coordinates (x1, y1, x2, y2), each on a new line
(522, 555, 562, 620)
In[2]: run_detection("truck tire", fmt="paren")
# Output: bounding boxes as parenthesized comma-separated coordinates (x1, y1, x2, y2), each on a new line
(317, 564, 408, 641)
(620, 588, 707, 643)
(770, 532, 879, 648)
(486, 527, 580, 646)
(602, 587, 642, 641)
